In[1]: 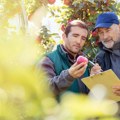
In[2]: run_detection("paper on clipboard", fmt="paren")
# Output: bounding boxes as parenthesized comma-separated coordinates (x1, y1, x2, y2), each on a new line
(82, 69, 120, 101)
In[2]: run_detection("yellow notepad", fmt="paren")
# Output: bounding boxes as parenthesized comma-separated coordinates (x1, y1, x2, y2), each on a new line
(82, 69, 120, 101)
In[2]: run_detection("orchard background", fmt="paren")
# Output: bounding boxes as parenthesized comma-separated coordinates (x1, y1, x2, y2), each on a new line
(1, 0, 120, 59)
(0, 0, 120, 120)
(39, 0, 120, 60)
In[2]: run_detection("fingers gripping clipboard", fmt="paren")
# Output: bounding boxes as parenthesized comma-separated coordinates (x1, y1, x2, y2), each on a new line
(82, 69, 120, 101)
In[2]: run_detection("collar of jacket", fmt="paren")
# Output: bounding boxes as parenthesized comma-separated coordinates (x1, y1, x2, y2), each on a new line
(112, 41, 120, 50)
(60, 44, 84, 64)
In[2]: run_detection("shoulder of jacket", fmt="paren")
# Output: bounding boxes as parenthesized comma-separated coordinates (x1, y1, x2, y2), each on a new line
(96, 50, 106, 57)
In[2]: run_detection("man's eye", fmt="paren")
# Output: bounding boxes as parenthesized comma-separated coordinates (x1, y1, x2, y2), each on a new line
(82, 37, 86, 41)
(98, 32, 103, 35)
(73, 35, 78, 37)
(106, 29, 110, 32)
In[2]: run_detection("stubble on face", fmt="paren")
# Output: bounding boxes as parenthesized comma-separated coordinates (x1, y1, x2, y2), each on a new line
(101, 39, 115, 48)
(64, 38, 81, 56)
(98, 24, 120, 48)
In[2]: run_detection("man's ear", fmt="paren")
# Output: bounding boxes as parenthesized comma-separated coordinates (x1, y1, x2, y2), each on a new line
(62, 33, 67, 41)
(118, 24, 120, 31)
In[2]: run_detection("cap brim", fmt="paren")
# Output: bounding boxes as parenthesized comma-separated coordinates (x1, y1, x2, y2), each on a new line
(93, 23, 113, 32)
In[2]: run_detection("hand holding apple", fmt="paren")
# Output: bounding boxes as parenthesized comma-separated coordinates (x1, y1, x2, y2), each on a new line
(68, 61, 88, 78)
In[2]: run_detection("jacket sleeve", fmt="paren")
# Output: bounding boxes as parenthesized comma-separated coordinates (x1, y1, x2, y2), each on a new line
(37, 57, 75, 96)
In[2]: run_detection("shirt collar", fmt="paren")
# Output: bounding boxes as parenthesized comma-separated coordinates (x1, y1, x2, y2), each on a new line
(60, 44, 84, 64)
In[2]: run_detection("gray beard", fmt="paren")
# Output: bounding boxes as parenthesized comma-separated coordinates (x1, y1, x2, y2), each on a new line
(102, 41, 115, 49)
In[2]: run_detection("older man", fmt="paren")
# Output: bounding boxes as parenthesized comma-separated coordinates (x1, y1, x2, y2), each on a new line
(93, 12, 120, 96)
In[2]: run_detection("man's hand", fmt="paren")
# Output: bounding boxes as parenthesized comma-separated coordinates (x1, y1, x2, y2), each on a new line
(112, 86, 120, 96)
(68, 62, 87, 78)
(90, 63, 102, 76)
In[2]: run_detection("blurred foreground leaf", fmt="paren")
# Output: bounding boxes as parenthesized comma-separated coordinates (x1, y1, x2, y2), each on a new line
(0, 31, 57, 120)
(49, 93, 119, 120)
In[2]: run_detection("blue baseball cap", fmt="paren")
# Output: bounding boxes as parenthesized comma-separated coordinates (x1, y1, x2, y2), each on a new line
(93, 12, 119, 31)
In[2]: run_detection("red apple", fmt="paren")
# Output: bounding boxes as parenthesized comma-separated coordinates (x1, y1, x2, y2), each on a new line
(92, 31, 97, 37)
(48, 0, 55, 4)
(63, 0, 71, 6)
(35, 36, 42, 44)
(77, 56, 88, 64)
(95, 39, 100, 46)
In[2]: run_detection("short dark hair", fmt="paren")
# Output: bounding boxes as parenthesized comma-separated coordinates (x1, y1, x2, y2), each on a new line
(64, 20, 88, 37)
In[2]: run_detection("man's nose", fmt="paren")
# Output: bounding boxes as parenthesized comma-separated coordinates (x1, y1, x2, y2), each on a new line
(103, 32, 108, 39)
(77, 37, 82, 44)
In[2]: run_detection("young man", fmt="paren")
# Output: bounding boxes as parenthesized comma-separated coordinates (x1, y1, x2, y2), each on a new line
(93, 12, 120, 96)
(38, 20, 100, 97)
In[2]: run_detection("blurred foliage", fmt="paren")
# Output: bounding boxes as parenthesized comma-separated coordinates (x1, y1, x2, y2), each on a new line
(0, 0, 48, 28)
(0, 29, 58, 120)
(0, 0, 21, 29)
(48, 0, 120, 60)
(0, 0, 55, 52)
(0, 0, 56, 53)
(0, 1, 57, 119)
(24, 0, 48, 16)
(36, 26, 58, 53)
(45, 93, 120, 120)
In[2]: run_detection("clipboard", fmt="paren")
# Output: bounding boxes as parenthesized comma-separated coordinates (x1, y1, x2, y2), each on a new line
(82, 69, 120, 101)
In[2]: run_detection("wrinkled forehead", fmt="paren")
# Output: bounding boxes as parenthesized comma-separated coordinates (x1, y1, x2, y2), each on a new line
(71, 26, 88, 33)
(97, 27, 109, 32)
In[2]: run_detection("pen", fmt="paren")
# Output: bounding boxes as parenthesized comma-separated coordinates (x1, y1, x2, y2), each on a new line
(89, 60, 103, 72)
(88, 60, 95, 66)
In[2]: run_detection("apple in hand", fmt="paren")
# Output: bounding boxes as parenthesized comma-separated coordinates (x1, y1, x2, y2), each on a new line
(77, 56, 88, 64)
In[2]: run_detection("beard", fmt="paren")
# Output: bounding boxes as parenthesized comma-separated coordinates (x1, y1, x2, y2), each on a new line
(102, 40, 115, 48)
(65, 45, 81, 56)
(101, 35, 120, 49)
